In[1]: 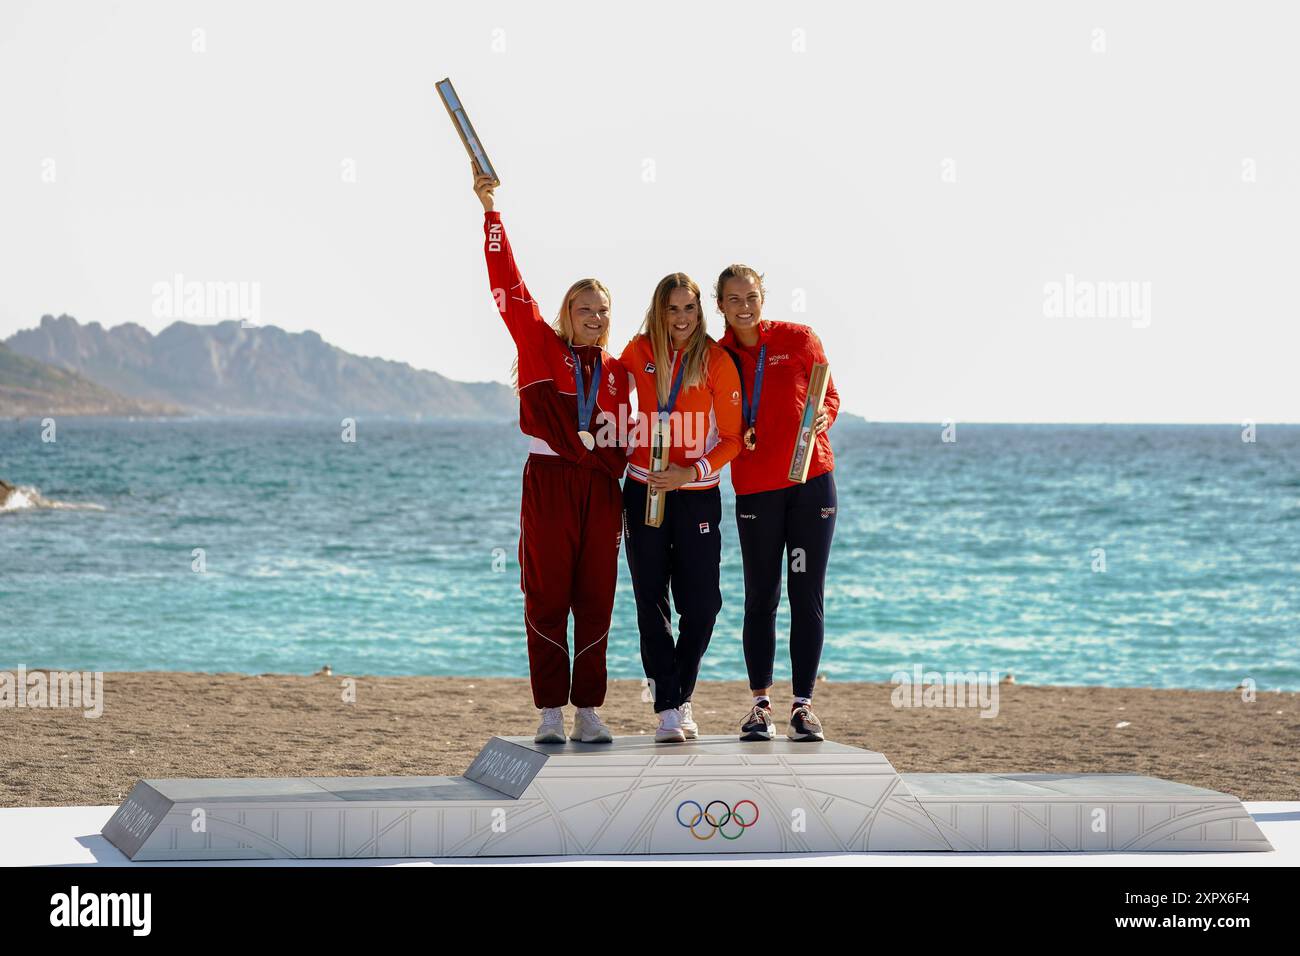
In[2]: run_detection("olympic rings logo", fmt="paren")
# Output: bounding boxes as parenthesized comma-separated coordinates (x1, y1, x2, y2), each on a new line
(675, 799, 760, 840)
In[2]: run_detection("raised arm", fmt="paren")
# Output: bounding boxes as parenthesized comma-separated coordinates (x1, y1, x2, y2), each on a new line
(475, 168, 546, 353)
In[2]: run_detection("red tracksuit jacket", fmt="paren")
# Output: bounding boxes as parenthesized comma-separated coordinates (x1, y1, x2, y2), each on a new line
(483, 210, 629, 478)
(719, 320, 840, 496)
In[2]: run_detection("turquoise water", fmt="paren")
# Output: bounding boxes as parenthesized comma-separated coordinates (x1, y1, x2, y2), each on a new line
(2, 419, 1297, 690)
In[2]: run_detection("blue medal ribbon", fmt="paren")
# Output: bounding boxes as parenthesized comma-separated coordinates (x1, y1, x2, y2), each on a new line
(657, 350, 687, 421)
(740, 344, 766, 430)
(569, 345, 602, 435)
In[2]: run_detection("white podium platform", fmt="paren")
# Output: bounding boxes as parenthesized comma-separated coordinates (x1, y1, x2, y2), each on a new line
(102, 736, 1272, 860)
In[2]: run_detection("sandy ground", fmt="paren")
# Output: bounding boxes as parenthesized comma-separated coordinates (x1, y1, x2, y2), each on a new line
(2, 671, 1296, 807)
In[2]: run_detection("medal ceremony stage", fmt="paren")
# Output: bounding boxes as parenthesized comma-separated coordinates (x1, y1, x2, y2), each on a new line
(94, 735, 1274, 861)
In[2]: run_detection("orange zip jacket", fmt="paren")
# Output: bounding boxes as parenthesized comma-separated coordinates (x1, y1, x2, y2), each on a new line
(620, 335, 743, 490)
(718, 320, 840, 496)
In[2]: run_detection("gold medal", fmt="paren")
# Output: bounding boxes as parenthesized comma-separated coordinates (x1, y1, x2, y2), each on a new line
(579, 430, 595, 451)
(743, 426, 757, 451)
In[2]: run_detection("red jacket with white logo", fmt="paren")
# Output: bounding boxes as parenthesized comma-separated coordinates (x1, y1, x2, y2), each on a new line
(718, 320, 839, 496)
(483, 211, 629, 479)
(619, 335, 743, 490)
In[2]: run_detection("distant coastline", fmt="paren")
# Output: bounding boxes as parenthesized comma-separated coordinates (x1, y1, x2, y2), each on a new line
(2, 314, 516, 420)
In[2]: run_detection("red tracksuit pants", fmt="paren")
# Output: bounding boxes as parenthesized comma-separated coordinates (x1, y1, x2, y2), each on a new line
(519, 453, 623, 708)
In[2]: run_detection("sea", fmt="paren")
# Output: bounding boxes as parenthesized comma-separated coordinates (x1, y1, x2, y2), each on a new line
(2, 418, 1297, 691)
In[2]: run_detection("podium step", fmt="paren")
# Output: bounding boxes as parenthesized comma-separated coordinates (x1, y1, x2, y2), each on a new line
(901, 773, 1273, 852)
(102, 736, 1271, 860)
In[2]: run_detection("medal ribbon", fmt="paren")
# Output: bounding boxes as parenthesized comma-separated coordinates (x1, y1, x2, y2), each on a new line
(739, 345, 766, 430)
(657, 350, 687, 421)
(569, 346, 602, 435)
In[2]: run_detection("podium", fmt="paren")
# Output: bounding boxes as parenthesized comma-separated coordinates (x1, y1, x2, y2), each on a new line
(102, 736, 1271, 860)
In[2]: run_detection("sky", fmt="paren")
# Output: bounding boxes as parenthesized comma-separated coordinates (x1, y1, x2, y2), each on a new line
(1, 0, 1297, 423)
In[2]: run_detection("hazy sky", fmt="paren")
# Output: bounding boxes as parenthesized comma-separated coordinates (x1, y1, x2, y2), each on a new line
(2, 0, 1296, 422)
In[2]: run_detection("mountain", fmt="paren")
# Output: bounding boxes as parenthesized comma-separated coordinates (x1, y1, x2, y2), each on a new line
(0, 342, 182, 418)
(4, 315, 517, 419)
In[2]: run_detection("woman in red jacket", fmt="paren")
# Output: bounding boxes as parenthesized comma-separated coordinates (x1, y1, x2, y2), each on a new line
(620, 274, 743, 743)
(474, 170, 630, 744)
(716, 264, 839, 742)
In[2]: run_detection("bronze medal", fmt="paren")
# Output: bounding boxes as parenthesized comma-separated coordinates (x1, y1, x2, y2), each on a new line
(736, 345, 765, 455)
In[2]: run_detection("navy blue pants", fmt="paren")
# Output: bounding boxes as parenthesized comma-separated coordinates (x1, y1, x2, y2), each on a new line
(622, 478, 723, 712)
(735, 470, 837, 699)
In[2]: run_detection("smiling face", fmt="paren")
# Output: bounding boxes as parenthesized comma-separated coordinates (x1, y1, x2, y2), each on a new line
(718, 274, 764, 337)
(567, 286, 611, 347)
(665, 286, 701, 349)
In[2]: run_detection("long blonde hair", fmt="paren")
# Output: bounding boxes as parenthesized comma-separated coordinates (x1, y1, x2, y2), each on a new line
(638, 273, 709, 407)
(511, 278, 612, 389)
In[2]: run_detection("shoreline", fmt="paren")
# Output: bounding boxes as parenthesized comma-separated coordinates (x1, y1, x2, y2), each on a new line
(2, 671, 1296, 807)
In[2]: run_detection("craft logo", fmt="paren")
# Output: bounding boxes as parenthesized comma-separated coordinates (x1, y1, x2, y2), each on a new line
(676, 799, 759, 840)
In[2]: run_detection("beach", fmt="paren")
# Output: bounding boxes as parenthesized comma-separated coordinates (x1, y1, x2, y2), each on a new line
(4, 670, 1296, 808)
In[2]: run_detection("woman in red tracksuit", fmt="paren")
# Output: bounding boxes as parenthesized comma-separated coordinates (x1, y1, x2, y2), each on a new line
(716, 264, 840, 743)
(473, 171, 630, 745)
(620, 273, 743, 744)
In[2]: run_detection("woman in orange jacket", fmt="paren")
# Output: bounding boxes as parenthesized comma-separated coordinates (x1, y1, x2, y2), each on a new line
(620, 273, 743, 743)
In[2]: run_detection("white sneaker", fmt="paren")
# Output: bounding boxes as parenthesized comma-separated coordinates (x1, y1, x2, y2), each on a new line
(679, 701, 699, 739)
(534, 707, 566, 744)
(571, 706, 613, 743)
(655, 706, 686, 743)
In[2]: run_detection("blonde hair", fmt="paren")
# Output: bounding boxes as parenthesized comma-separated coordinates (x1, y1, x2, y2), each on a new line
(638, 273, 710, 407)
(511, 278, 612, 389)
(555, 278, 612, 349)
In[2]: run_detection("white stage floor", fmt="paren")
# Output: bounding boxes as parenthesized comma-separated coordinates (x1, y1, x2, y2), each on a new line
(3, 802, 1296, 866)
